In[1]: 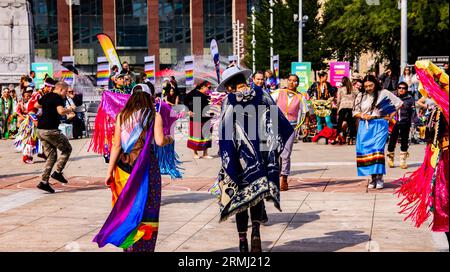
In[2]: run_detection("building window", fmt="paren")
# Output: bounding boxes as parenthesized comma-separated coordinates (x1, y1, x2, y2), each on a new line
(72, 0, 103, 46)
(31, 0, 58, 58)
(203, 0, 232, 55)
(159, 0, 191, 44)
(159, 0, 191, 61)
(116, 0, 148, 47)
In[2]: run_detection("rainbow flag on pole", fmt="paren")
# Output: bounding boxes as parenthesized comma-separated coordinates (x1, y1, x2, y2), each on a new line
(273, 55, 280, 86)
(185, 56, 194, 87)
(144, 56, 156, 84)
(61, 56, 74, 86)
(97, 57, 110, 86)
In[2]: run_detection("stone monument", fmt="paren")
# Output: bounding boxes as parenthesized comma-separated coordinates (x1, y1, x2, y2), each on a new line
(0, 0, 33, 86)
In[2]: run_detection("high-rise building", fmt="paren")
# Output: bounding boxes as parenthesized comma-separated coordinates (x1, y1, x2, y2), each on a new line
(30, 0, 256, 73)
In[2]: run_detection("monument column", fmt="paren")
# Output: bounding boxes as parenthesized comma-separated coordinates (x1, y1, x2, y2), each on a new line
(0, 0, 32, 85)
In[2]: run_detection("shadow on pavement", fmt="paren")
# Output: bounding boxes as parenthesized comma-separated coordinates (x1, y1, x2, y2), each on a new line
(161, 192, 215, 206)
(271, 230, 369, 252)
(68, 154, 102, 161)
(264, 210, 322, 229)
(0, 172, 40, 179)
(289, 168, 327, 176)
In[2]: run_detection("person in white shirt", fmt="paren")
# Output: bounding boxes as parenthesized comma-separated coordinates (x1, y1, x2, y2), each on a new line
(353, 75, 403, 189)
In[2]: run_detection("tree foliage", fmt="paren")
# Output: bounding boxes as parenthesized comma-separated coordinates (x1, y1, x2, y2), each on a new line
(321, 0, 449, 74)
(243, 0, 325, 78)
(243, 0, 449, 77)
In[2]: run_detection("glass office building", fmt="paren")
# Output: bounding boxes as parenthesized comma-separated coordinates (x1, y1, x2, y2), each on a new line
(30, 0, 252, 72)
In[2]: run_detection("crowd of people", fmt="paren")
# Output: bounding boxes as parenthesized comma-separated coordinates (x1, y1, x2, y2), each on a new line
(2, 59, 447, 253)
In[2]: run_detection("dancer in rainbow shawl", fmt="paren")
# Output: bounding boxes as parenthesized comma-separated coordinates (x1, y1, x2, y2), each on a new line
(396, 61, 449, 243)
(93, 84, 175, 251)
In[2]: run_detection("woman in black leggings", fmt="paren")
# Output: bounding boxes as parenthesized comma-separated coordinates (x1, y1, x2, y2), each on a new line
(336, 77, 357, 144)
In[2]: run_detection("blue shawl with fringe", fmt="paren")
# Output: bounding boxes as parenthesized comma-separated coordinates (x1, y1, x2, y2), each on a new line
(216, 88, 293, 222)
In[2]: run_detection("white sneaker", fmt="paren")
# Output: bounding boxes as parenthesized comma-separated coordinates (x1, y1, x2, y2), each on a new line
(376, 179, 384, 189)
(368, 181, 376, 189)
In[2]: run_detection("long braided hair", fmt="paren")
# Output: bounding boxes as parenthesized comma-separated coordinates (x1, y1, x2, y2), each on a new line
(353, 75, 382, 114)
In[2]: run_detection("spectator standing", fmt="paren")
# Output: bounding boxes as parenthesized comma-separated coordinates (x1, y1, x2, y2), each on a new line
(387, 82, 416, 169)
(336, 76, 357, 145)
(379, 67, 398, 92)
(0, 88, 13, 139)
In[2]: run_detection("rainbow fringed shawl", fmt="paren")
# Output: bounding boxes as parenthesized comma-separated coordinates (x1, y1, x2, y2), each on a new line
(89, 91, 183, 179)
(93, 120, 157, 249)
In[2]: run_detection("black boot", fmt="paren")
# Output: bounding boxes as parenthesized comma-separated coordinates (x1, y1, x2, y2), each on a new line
(251, 223, 262, 252)
(239, 233, 248, 252)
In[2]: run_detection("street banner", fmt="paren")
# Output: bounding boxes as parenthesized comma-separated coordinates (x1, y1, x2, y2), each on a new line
(330, 61, 350, 87)
(144, 56, 156, 84)
(31, 63, 53, 89)
(228, 55, 237, 66)
(97, 33, 121, 69)
(97, 57, 109, 87)
(61, 56, 74, 87)
(273, 55, 280, 86)
(210, 39, 220, 83)
(185, 56, 194, 87)
(291, 62, 311, 94)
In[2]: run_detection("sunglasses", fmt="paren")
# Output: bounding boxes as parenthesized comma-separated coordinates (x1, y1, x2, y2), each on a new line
(398, 86, 408, 90)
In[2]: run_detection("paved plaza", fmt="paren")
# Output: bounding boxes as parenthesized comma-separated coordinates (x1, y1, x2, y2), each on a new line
(0, 135, 448, 252)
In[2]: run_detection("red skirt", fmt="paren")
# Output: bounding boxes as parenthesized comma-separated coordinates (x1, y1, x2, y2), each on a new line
(187, 120, 212, 151)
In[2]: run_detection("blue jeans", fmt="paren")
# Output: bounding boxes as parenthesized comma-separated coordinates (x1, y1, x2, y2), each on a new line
(316, 115, 333, 132)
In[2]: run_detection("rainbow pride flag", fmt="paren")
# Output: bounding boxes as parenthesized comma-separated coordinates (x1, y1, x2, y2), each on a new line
(61, 70, 74, 86)
(93, 123, 156, 249)
(97, 57, 110, 86)
(185, 56, 194, 86)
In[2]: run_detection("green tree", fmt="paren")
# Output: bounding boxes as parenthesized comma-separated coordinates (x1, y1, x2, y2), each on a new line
(243, 0, 325, 78)
(321, 0, 449, 74)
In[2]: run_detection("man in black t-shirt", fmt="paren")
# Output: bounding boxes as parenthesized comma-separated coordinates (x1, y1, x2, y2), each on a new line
(35, 82, 75, 193)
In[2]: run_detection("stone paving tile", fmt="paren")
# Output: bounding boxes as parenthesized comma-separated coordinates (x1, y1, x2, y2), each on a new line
(324, 178, 368, 193)
(0, 216, 97, 252)
(287, 178, 329, 192)
(305, 192, 376, 200)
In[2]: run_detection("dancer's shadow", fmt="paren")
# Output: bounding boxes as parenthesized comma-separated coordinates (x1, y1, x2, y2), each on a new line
(271, 230, 369, 252)
(161, 192, 215, 206)
(289, 168, 327, 176)
(69, 154, 102, 161)
(0, 171, 40, 179)
(262, 210, 322, 229)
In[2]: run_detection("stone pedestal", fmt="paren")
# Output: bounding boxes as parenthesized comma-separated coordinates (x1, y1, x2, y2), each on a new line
(0, 0, 32, 85)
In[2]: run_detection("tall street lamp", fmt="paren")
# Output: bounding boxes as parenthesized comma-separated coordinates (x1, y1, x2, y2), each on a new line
(269, 0, 274, 69)
(400, 0, 408, 73)
(295, 1, 308, 62)
(298, 0, 302, 62)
